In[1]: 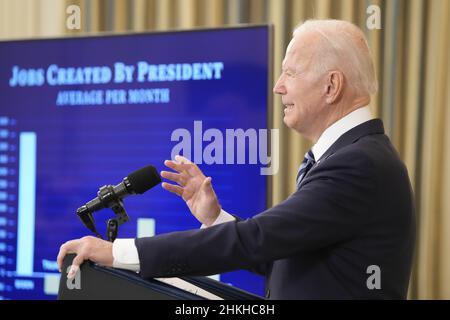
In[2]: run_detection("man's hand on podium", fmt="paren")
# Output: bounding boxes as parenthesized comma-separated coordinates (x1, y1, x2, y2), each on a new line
(57, 236, 113, 279)
(161, 155, 221, 227)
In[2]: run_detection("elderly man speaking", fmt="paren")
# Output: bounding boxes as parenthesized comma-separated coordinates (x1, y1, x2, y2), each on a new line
(57, 20, 415, 299)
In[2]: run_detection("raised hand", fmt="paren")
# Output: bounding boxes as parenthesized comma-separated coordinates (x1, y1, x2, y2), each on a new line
(161, 155, 221, 226)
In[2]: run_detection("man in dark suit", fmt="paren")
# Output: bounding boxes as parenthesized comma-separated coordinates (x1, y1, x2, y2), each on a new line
(57, 19, 415, 299)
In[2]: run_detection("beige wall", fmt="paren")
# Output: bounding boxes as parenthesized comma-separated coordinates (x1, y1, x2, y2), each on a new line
(1, 0, 449, 299)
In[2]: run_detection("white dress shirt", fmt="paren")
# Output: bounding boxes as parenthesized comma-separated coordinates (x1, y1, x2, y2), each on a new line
(112, 106, 374, 272)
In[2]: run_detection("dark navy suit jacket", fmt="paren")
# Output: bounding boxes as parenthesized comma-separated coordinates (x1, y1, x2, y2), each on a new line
(135, 119, 416, 299)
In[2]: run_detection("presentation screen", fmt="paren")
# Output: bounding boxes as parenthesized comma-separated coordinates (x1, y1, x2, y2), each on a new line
(0, 26, 271, 299)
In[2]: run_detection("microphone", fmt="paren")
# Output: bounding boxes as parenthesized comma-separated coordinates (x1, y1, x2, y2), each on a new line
(76, 165, 161, 235)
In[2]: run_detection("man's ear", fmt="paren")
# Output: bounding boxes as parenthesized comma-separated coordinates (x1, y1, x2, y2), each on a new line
(324, 71, 344, 104)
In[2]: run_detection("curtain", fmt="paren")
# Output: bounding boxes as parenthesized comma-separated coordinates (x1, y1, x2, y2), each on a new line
(1, 0, 449, 299)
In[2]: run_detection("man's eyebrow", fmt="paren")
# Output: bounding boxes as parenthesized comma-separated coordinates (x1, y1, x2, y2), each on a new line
(282, 65, 296, 74)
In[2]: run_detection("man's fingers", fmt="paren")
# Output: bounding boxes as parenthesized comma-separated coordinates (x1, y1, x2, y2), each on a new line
(57, 245, 67, 272)
(68, 254, 85, 279)
(202, 177, 214, 195)
(202, 176, 212, 187)
(186, 163, 202, 177)
(161, 171, 185, 186)
(175, 155, 192, 164)
(165, 156, 203, 178)
(67, 265, 79, 280)
(162, 182, 183, 197)
(57, 240, 79, 272)
(164, 160, 192, 175)
(175, 155, 203, 176)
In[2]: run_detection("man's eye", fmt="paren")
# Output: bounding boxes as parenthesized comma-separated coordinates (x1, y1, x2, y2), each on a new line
(285, 70, 295, 77)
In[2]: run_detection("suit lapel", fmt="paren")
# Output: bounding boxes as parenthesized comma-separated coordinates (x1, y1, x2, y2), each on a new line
(297, 119, 385, 189)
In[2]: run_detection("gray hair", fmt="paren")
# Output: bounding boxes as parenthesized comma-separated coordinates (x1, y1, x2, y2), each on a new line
(293, 19, 378, 96)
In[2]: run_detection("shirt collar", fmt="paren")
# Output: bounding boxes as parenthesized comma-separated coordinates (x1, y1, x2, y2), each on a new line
(311, 106, 374, 161)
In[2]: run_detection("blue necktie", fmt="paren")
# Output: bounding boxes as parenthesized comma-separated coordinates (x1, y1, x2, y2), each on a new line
(296, 149, 315, 187)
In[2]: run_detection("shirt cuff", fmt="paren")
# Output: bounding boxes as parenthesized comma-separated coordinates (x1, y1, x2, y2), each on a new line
(200, 209, 236, 229)
(112, 238, 141, 272)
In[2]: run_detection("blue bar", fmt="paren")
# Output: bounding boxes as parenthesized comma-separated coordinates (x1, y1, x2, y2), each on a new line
(137, 218, 155, 237)
(0, 130, 8, 138)
(0, 167, 8, 176)
(16, 132, 36, 276)
(0, 117, 9, 126)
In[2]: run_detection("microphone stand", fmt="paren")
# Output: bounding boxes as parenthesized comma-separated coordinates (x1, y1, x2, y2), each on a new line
(77, 185, 131, 242)
(106, 198, 129, 242)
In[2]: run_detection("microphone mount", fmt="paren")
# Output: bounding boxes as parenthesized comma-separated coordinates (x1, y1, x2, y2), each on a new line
(77, 180, 132, 242)
(75, 165, 161, 242)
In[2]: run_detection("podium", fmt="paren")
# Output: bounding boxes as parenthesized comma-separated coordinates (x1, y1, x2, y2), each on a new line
(58, 254, 263, 300)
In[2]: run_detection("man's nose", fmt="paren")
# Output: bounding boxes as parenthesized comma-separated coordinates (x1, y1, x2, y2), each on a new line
(273, 77, 286, 95)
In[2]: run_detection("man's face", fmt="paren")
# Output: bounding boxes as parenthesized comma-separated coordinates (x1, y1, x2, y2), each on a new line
(273, 33, 326, 136)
